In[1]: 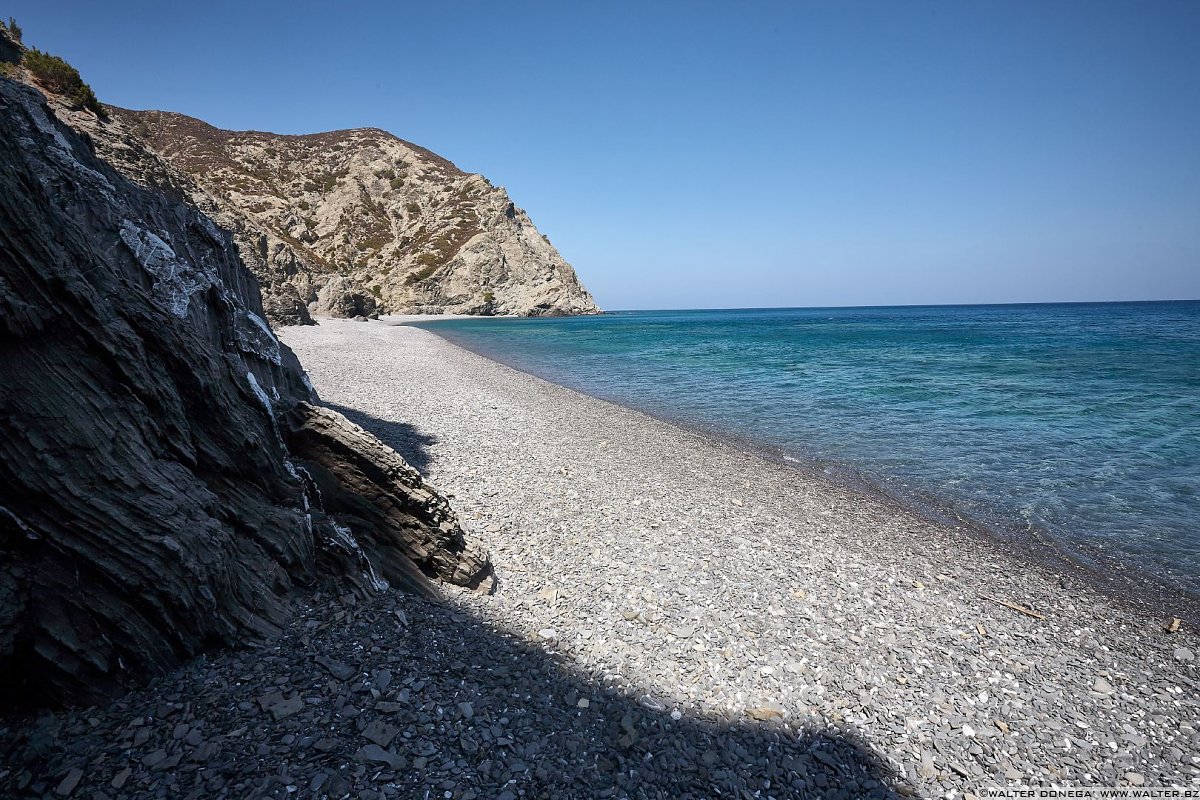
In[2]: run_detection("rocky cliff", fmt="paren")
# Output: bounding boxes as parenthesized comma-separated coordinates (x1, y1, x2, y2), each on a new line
(0, 49, 491, 708)
(106, 108, 599, 323)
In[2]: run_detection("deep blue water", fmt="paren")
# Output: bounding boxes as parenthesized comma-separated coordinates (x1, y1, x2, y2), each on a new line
(416, 302, 1200, 596)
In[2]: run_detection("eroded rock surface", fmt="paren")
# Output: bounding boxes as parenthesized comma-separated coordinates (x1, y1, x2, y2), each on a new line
(0, 59, 490, 708)
(313, 276, 378, 320)
(107, 108, 600, 320)
(286, 403, 493, 595)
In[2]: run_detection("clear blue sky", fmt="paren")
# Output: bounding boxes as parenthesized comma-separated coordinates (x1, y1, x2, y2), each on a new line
(9, 1, 1199, 309)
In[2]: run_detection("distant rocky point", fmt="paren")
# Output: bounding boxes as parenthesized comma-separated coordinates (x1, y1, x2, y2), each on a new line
(105, 108, 599, 324)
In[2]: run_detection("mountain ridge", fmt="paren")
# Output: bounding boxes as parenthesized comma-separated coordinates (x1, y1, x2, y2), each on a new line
(108, 105, 599, 323)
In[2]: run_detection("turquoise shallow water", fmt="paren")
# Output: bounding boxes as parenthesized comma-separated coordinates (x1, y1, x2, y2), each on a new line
(417, 302, 1200, 596)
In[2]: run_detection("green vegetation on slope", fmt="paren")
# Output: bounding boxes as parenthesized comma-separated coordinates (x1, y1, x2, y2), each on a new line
(22, 46, 106, 119)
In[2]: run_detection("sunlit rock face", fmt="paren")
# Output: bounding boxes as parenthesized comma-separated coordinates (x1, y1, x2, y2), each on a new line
(107, 108, 599, 321)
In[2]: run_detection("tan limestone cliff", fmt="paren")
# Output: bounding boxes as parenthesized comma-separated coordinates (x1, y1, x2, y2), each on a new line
(107, 109, 600, 322)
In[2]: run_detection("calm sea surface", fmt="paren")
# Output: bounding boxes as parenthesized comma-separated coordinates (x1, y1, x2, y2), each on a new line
(416, 302, 1200, 595)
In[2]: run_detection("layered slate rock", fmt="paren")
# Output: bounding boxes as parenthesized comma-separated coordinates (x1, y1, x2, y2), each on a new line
(0, 67, 491, 708)
(108, 108, 600, 321)
(286, 404, 492, 594)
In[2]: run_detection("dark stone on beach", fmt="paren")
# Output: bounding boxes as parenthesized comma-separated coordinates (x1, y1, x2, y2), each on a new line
(363, 719, 399, 748)
(316, 656, 357, 681)
(269, 696, 305, 720)
(54, 767, 83, 797)
(0, 74, 313, 708)
(258, 692, 284, 712)
(356, 743, 406, 770)
(110, 768, 131, 789)
(191, 741, 219, 762)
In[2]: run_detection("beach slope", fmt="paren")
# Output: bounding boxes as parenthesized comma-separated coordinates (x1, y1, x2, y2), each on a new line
(279, 319, 1198, 793)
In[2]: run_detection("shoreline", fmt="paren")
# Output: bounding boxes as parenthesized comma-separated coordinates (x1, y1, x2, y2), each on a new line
(6, 317, 1193, 797)
(280, 318, 1196, 792)
(407, 319, 1200, 626)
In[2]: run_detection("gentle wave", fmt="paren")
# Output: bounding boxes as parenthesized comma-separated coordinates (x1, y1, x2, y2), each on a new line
(416, 301, 1200, 595)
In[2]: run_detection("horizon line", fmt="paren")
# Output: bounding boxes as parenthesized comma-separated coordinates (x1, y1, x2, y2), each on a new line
(597, 297, 1200, 314)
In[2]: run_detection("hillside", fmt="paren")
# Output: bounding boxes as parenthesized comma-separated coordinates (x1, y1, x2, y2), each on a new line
(108, 108, 599, 322)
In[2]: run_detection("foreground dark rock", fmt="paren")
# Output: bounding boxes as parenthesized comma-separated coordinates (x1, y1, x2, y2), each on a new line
(0, 61, 489, 709)
(285, 403, 493, 595)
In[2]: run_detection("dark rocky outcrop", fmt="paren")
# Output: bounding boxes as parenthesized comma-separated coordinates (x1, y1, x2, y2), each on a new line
(262, 289, 315, 327)
(0, 62, 490, 708)
(286, 404, 492, 594)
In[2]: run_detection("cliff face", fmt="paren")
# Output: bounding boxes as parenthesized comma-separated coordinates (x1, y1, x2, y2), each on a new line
(107, 108, 600, 322)
(0, 65, 491, 707)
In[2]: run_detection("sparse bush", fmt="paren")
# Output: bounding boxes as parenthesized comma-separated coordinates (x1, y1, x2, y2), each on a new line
(22, 47, 106, 118)
(414, 253, 439, 268)
(405, 202, 420, 215)
(405, 264, 438, 285)
(483, 291, 495, 304)
(360, 232, 390, 251)
(390, 177, 404, 190)
(4, 17, 22, 42)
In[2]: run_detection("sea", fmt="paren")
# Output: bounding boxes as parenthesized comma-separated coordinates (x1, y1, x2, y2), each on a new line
(415, 301, 1200, 599)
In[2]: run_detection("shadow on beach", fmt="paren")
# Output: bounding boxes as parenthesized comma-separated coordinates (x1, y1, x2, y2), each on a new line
(327, 402, 439, 474)
(0, 588, 909, 799)
(0, 400, 909, 797)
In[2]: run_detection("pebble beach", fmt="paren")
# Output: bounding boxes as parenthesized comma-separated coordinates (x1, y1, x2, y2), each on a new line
(3, 318, 1196, 799)
(285, 320, 1200, 794)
